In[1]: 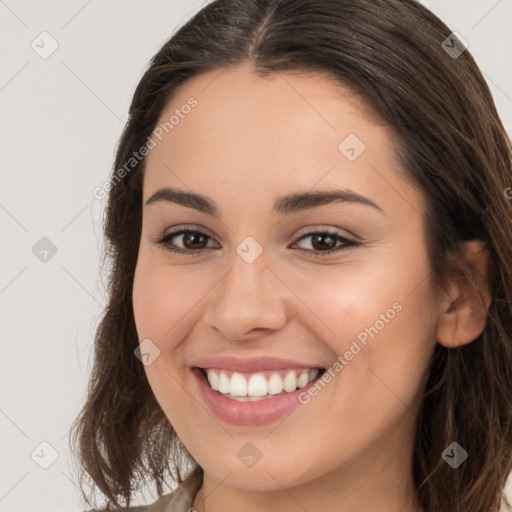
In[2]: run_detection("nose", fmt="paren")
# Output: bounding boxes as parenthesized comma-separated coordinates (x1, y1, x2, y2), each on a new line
(202, 246, 288, 341)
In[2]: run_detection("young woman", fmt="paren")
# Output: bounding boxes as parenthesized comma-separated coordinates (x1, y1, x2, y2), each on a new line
(70, 1, 512, 511)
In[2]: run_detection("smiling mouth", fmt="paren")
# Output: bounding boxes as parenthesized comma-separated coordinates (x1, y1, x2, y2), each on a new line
(197, 367, 326, 402)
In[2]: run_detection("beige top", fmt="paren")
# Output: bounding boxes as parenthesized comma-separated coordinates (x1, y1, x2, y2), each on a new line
(130, 468, 202, 512)
(88, 468, 203, 512)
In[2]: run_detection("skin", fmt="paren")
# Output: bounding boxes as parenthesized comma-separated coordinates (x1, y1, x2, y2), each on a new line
(132, 63, 491, 512)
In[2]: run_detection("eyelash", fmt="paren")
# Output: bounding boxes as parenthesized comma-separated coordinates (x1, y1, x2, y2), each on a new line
(154, 228, 359, 258)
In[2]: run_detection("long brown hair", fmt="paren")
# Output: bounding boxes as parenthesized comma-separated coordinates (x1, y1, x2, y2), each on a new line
(69, 0, 512, 510)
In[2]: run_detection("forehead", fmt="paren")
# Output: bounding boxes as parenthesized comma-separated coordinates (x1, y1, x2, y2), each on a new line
(143, 63, 421, 216)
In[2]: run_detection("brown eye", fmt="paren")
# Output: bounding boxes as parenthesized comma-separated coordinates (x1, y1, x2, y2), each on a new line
(293, 230, 358, 258)
(155, 228, 359, 258)
(180, 231, 209, 249)
(156, 229, 217, 255)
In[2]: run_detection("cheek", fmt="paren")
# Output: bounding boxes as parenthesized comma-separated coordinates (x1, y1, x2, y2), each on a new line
(132, 256, 200, 422)
(281, 253, 435, 348)
(284, 247, 439, 404)
(132, 253, 203, 341)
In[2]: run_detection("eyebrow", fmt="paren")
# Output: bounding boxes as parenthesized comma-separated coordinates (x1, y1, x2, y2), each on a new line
(144, 186, 383, 216)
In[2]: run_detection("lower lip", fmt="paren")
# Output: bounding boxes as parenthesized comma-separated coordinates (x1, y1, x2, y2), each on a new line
(192, 367, 323, 426)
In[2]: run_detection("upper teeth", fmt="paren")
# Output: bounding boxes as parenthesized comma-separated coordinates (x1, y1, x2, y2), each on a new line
(206, 368, 320, 397)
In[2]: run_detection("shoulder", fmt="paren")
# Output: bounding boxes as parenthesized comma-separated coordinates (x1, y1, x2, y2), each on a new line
(87, 468, 203, 512)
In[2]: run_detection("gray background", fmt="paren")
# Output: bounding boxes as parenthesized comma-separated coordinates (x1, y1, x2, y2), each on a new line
(1, 1, 511, 510)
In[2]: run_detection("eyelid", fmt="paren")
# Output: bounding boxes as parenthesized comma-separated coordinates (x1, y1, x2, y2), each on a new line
(294, 224, 358, 241)
(159, 223, 356, 242)
(160, 224, 217, 240)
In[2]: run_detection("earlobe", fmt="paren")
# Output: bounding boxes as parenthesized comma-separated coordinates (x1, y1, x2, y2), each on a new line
(436, 240, 493, 348)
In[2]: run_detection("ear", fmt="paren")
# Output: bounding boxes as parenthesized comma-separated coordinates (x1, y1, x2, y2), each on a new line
(436, 240, 493, 348)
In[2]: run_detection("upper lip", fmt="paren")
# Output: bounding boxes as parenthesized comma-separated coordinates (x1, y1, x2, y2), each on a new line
(192, 356, 325, 374)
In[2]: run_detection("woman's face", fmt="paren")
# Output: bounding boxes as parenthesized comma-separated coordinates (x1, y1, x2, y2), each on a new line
(133, 63, 443, 497)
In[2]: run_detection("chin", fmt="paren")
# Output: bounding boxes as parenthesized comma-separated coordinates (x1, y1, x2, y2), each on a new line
(197, 451, 324, 492)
